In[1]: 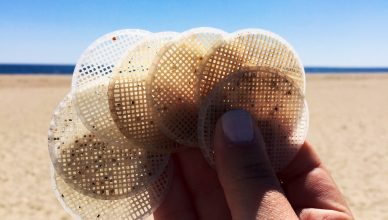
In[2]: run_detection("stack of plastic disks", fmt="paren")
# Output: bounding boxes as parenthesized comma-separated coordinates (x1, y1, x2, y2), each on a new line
(48, 27, 308, 220)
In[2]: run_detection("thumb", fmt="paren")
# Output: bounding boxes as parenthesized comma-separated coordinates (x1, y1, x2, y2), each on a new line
(214, 110, 297, 220)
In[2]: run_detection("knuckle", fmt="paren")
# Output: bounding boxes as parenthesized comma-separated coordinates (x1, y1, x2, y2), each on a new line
(235, 161, 277, 185)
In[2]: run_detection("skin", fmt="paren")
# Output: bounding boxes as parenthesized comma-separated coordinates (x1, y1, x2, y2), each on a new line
(153, 110, 354, 220)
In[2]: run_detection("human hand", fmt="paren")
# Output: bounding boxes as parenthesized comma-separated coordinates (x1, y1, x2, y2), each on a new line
(153, 110, 353, 220)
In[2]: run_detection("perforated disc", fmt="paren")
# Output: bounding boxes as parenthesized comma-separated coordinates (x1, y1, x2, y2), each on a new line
(147, 27, 227, 146)
(198, 67, 308, 172)
(72, 29, 150, 146)
(48, 94, 170, 199)
(52, 162, 173, 220)
(108, 32, 180, 153)
(198, 28, 305, 99)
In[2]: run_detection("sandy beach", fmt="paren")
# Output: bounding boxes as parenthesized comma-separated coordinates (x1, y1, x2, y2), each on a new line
(0, 74, 387, 220)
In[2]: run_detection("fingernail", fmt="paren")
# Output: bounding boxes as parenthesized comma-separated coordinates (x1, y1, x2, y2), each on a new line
(221, 110, 254, 144)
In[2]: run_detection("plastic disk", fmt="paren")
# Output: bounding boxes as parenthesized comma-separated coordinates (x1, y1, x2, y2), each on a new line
(198, 67, 309, 172)
(72, 29, 150, 146)
(198, 28, 306, 99)
(48, 94, 170, 199)
(108, 32, 180, 152)
(147, 27, 227, 146)
(52, 162, 173, 220)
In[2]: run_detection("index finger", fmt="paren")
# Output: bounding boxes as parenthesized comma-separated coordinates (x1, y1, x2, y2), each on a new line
(278, 141, 354, 219)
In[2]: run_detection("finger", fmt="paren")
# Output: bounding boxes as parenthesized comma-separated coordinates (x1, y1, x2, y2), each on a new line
(214, 110, 297, 220)
(278, 141, 354, 219)
(175, 147, 231, 220)
(153, 159, 197, 220)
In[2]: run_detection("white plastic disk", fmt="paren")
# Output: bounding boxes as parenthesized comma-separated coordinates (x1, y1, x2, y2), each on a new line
(72, 29, 150, 146)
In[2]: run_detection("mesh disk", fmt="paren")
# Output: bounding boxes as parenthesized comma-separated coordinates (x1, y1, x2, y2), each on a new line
(198, 67, 309, 172)
(198, 28, 305, 99)
(72, 29, 150, 146)
(52, 163, 173, 220)
(108, 32, 180, 153)
(48, 94, 170, 199)
(147, 27, 226, 146)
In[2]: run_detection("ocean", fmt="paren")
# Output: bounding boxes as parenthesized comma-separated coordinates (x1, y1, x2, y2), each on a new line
(0, 64, 388, 74)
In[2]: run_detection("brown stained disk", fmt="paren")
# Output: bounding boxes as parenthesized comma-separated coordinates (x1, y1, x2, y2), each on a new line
(108, 74, 178, 153)
(55, 135, 168, 200)
(198, 30, 305, 99)
(198, 67, 308, 172)
(147, 29, 225, 147)
(74, 76, 132, 146)
(49, 94, 170, 200)
(112, 36, 117, 41)
(148, 43, 202, 147)
(53, 162, 173, 220)
(159, 101, 198, 146)
(107, 32, 180, 153)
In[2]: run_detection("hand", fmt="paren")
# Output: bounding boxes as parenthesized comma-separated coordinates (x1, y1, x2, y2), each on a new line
(153, 110, 353, 220)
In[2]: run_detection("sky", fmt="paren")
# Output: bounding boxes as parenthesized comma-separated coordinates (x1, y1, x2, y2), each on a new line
(0, 0, 387, 67)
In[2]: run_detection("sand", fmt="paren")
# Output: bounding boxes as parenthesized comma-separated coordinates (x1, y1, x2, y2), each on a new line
(0, 74, 387, 219)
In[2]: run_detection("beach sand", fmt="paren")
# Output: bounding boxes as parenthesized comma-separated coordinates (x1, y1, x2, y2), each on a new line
(0, 74, 387, 219)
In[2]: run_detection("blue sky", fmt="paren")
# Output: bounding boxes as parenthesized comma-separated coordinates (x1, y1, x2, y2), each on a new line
(0, 0, 387, 66)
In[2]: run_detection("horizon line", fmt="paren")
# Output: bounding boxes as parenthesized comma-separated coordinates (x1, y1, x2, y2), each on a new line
(1, 63, 388, 68)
